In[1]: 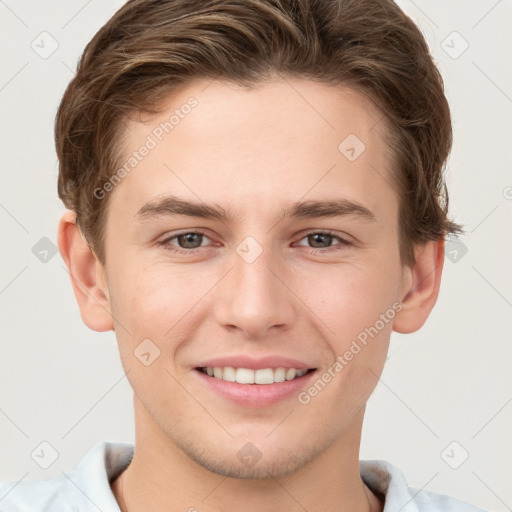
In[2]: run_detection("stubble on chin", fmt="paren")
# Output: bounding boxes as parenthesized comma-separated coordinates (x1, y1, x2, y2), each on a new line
(168, 425, 340, 480)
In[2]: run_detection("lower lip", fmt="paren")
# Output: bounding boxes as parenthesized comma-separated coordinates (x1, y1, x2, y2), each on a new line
(194, 369, 317, 408)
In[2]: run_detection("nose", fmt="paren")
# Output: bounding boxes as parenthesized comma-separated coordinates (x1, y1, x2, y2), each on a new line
(213, 242, 298, 339)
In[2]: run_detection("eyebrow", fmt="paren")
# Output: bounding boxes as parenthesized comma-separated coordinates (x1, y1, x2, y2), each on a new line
(135, 195, 376, 223)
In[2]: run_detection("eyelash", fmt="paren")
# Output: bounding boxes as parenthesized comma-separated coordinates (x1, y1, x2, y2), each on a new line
(157, 230, 352, 255)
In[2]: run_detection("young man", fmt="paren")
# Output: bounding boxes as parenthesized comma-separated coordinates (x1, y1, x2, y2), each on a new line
(0, 0, 488, 510)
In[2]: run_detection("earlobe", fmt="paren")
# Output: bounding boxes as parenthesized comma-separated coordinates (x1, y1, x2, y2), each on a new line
(393, 239, 445, 334)
(57, 210, 114, 332)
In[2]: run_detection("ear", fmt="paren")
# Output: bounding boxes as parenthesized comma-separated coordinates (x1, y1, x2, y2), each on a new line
(393, 239, 445, 334)
(57, 210, 114, 332)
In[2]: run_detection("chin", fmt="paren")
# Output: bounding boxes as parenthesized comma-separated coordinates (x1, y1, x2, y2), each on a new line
(171, 428, 335, 480)
(184, 444, 316, 480)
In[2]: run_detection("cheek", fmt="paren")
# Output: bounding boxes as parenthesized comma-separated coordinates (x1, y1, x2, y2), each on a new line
(110, 261, 217, 350)
(294, 268, 397, 416)
(296, 262, 399, 345)
(108, 266, 200, 406)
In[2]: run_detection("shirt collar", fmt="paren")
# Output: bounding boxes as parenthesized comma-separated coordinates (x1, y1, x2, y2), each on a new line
(360, 459, 420, 512)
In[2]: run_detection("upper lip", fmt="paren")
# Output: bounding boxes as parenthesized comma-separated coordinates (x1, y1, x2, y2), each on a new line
(194, 355, 316, 371)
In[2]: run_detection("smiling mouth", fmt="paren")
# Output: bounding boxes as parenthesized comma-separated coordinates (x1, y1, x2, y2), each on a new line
(196, 366, 316, 385)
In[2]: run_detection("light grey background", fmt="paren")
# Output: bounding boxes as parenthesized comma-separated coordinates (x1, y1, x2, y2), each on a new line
(0, 1, 511, 511)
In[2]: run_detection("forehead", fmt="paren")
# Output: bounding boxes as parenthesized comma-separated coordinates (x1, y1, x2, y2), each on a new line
(112, 77, 396, 222)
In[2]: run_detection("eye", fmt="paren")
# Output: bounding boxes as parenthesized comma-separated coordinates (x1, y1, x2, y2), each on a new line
(158, 231, 211, 254)
(157, 230, 353, 256)
(295, 231, 352, 252)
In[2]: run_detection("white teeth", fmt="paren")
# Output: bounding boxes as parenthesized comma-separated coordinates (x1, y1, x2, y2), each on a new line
(201, 366, 310, 384)
(255, 368, 274, 384)
(236, 368, 254, 384)
(274, 367, 286, 382)
(222, 366, 236, 382)
(285, 368, 296, 381)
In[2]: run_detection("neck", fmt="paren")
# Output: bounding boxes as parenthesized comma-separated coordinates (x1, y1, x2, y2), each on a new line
(112, 399, 383, 512)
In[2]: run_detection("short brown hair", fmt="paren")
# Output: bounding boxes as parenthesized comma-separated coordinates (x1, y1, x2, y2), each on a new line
(55, 0, 461, 267)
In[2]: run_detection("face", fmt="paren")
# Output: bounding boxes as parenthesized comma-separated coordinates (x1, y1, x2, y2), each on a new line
(99, 78, 411, 478)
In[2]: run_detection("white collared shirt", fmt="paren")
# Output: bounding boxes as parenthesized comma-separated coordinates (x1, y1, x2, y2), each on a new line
(0, 441, 487, 511)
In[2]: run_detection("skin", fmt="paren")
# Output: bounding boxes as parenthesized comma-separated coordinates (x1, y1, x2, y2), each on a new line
(58, 77, 444, 512)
